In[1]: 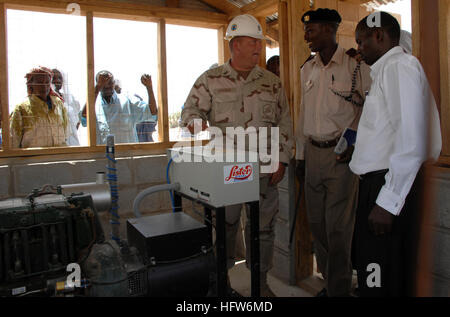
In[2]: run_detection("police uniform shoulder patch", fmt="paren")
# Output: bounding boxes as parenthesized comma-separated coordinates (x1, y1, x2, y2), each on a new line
(301, 54, 314, 68)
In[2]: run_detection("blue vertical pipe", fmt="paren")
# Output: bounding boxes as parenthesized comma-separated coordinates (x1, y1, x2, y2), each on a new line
(106, 135, 120, 243)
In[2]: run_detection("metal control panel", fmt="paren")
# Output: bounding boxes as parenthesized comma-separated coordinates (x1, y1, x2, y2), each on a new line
(167, 147, 260, 208)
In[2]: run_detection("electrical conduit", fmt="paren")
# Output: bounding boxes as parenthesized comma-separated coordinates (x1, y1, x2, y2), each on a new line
(133, 183, 180, 218)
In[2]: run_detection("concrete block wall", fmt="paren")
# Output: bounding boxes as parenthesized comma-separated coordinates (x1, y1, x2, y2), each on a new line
(232, 164, 297, 285)
(0, 165, 11, 199)
(0, 153, 296, 285)
(0, 154, 175, 241)
(271, 164, 297, 285)
(428, 167, 450, 296)
(269, 164, 450, 294)
(6, 153, 447, 295)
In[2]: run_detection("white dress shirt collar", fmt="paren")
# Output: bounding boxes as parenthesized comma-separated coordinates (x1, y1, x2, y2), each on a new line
(370, 46, 404, 77)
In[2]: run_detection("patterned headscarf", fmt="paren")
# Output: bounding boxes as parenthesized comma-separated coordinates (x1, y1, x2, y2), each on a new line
(25, 66, 63, 101)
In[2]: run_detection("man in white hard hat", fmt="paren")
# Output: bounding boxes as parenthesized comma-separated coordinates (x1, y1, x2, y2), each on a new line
(181, 14, 294, 297)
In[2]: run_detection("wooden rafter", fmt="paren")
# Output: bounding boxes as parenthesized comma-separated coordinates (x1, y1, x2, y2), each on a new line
(200, 0, 240, 16)
(166, 0, 179, 8)
(267, 18, 278, 28)
(240, 0, 278, 18)
(1, 0, 229, 28)
(265, 23, 279, 43)
(359, 0, 400, 10)
(201, 0, 280, 18)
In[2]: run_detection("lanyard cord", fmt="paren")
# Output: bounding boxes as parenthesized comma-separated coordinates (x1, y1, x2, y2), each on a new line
(330, 61, 363, 107)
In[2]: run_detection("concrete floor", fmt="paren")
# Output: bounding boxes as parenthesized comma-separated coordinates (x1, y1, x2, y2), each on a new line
(228, 257, 358, 297)
(228, 261, 315, 297)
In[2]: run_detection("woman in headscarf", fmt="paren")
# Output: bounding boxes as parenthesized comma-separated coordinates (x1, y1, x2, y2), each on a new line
(10, 66, 69, 148)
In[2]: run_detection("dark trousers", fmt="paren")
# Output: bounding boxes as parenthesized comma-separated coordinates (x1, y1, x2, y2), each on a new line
(354, 169, 422, 297)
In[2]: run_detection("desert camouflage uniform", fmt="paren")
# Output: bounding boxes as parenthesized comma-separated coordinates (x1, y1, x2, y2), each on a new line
(181, 60, 294, 277)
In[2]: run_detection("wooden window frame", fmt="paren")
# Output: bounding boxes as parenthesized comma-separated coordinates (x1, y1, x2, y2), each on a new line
(411, 0, 450, 165)
(0, 0, 228, 158)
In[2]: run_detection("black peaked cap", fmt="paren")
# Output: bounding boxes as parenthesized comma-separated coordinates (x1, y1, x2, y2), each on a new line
(301, 8, 342, 24)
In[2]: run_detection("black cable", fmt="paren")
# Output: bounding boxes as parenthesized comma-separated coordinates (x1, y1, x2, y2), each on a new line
(149, 246, 214, 266)
(330, 61, 363, 107)
(89, 247, 214, 285)
(89, 275, 129, 286)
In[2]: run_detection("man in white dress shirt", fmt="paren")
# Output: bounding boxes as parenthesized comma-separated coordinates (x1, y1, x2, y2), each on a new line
(350, 12, 442, 296)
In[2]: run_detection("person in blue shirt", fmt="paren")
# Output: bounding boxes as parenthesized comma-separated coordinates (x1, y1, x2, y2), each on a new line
(80, 70, 158, 144)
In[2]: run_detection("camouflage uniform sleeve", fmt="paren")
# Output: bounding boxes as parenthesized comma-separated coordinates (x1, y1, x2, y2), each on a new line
(180, 71, 211, 127)
(277, 84, 294, 164)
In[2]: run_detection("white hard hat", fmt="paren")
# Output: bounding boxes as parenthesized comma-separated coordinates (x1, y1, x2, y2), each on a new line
(225, 14, 269, 41)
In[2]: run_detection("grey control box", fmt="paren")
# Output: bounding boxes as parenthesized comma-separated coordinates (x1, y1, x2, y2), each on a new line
(167, 146, 260, 208)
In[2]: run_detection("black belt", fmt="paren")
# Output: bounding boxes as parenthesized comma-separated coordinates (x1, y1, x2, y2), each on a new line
(310, 137, 339, 148)
(359, 169, 389, 180)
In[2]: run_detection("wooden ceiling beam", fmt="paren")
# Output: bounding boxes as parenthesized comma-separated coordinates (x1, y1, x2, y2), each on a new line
(267, 18, 278, 28)
(339, 0, 364, 4)
(200, 0, 240, 16)
(166, 0, 179, 8)
(1, 0, 229, 28)
(358, 0, 398, 9)
(240, 0, 278, 18)
(265, 23, 279, 42)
